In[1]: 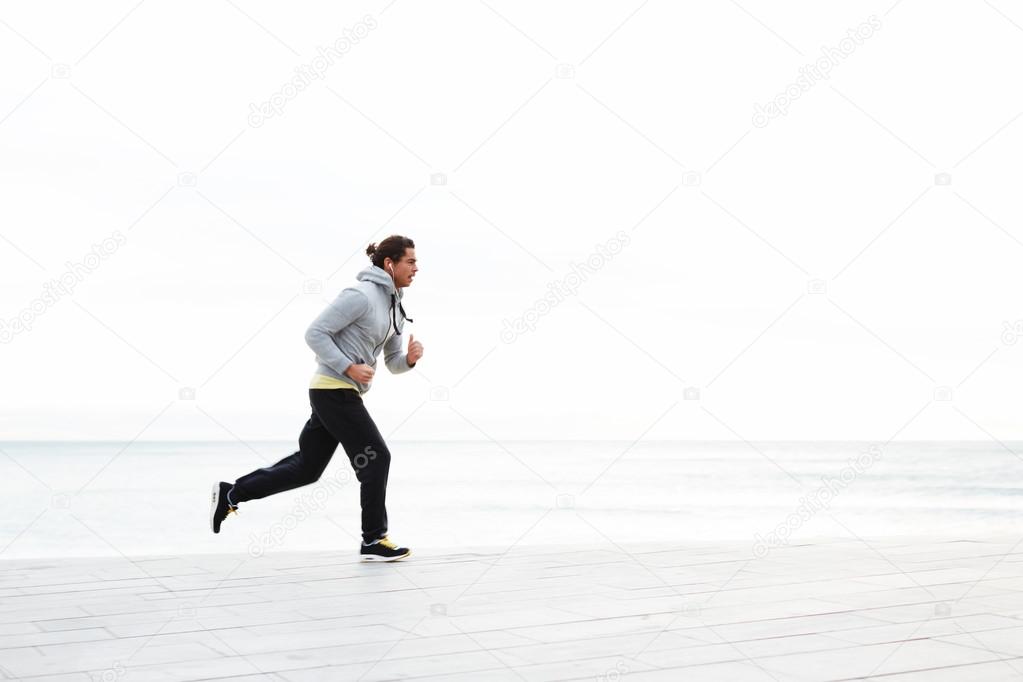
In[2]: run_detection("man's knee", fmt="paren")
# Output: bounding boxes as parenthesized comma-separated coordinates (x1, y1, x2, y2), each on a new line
(353, 444, 389, 474)
(298, 461, 329, 485)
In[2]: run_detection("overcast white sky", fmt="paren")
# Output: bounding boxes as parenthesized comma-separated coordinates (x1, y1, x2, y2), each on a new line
(2, 0, 1022, 442)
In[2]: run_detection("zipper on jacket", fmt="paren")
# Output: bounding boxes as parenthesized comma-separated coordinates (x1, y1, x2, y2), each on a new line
(371, 299, 394, 359)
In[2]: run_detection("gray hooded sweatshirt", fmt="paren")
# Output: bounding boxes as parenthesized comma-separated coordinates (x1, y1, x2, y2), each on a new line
(304, 265, 415, 394)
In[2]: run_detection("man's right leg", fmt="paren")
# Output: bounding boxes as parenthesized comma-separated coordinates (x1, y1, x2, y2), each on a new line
(229, 405, 340, 503)
(307, 388, 392, 545)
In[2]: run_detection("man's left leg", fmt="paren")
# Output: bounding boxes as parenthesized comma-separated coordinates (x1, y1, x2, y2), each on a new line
(311, 390, 409, 560)
(314, 393, 392, 543)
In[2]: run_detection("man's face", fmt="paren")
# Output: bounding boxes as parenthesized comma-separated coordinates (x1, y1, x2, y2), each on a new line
(386, 248, 417, 288)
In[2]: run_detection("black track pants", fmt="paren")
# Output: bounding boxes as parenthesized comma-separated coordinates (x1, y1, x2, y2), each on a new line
(231, 388, 391, 543)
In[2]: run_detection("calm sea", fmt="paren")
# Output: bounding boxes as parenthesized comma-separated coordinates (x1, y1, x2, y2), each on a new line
(0, 441, 1019, 558)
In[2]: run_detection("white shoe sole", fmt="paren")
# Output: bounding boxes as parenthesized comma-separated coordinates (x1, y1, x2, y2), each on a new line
(209, 482, 220, 533)
(361, 551, 411, 562)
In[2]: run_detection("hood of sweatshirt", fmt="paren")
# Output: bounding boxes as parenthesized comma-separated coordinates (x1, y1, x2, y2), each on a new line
(356, 265, 413, 333)
(356, 265, 402, 298)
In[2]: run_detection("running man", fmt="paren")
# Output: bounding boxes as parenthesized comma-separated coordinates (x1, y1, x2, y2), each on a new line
(210, 235, 422, 562)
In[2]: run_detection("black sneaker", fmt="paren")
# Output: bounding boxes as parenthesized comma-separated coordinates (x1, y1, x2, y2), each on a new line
(210, 481, 238, 534)
(360, 536, 411, 562)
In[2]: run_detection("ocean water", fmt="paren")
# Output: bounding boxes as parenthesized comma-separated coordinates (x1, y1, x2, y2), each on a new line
(0, 440, 1019, 559)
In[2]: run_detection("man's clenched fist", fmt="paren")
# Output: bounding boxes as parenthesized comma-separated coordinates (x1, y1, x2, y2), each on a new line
(345, 363, 375, 383)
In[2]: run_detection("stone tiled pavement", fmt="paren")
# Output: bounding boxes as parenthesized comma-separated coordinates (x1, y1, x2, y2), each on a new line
(1, 537, 1022, 681)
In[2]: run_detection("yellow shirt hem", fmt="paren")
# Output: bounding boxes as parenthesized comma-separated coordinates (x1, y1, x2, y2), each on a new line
(309, 373, 359, 390)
